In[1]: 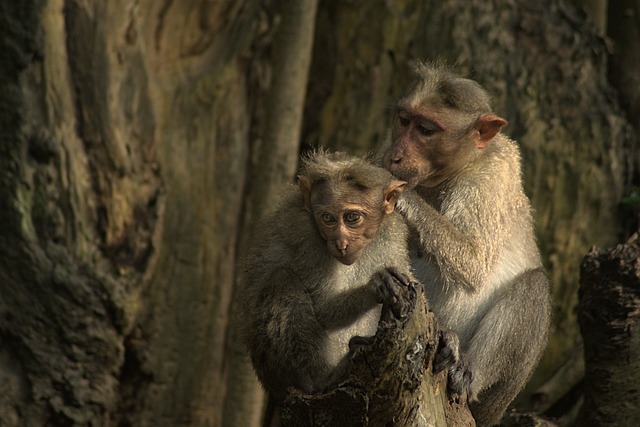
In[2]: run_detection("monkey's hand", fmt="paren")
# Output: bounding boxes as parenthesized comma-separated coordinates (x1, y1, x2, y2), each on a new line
(394, 190, 425, 224)
(372, 267, 414, 319)
(434, 330, 474, 400)
(348, 335, 376, 353)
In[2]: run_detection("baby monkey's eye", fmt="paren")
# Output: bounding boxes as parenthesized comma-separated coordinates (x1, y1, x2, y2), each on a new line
(321, 212, 336, 224)
(344, 212, 362, 224)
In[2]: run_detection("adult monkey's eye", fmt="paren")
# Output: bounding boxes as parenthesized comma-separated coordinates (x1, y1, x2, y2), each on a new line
(417, 125, 437, 136)
(417, 120, 440, 136)
(396, 109, 411, 127)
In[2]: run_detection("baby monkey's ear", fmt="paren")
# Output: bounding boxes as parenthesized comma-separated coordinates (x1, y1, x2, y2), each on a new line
(298, 175, 313, 213)
(383, 181, 407, 215)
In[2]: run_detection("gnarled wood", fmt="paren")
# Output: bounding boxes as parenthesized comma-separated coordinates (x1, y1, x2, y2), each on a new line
(578, 237, 640, 426)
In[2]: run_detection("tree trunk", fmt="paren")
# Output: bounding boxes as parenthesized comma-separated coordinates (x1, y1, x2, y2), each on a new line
(0, 0, 273, 425)
(607, 1, 640, 222)
(571, 0, 609, 33)
(577, 237, 640, 426)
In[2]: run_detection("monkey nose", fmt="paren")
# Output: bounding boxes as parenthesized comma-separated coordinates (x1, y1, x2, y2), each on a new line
(336, 240, 348, 255)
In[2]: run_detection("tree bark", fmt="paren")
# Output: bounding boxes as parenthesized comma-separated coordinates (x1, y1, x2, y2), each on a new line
(0, 0, 269, 425)
(577, 237, 640, 426)
(607, 1, 640, 209)
(571, 0, 609, 33)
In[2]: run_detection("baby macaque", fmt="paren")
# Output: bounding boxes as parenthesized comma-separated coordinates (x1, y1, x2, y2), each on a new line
(239, 151, 413, 425)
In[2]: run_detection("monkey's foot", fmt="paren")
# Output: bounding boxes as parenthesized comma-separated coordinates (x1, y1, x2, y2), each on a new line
(448, 357, 473, 398)
(433, 330, 459, 373)
(433, 330, 474, 398)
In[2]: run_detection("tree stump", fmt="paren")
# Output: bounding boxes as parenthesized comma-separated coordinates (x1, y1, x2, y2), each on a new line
(280, 281, 475, 427)
(578, 236, 640, 426)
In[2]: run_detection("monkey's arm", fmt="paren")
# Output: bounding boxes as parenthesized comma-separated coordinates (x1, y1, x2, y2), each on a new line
(397, 189, 497, 291)
(314, 285, 380, 330)
(314, 268, 413, 330)
(247, 267, 335, 394)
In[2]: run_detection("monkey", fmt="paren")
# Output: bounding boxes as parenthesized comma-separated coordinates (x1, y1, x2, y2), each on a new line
(381, 62, 551, 426)
(238, 151, 413, 426)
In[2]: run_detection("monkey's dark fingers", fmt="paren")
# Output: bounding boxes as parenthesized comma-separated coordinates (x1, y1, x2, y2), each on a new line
(372, 270, 398, 305)
(433, 330, 460, 374)
(349, 335, 375, 353)
(385, 267, 412, 287)
(380, 269, 404, 303)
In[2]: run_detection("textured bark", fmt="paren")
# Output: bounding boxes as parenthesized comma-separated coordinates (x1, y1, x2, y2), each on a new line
(0, 0, 148, 423)
(0, 0, 268, 425)
(578, 238, 640, 426)
(571, 0, 609, 32)
(280, 283, 475, 427)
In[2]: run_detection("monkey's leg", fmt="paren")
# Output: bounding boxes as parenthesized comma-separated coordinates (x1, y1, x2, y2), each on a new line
(465, 268, 550, 426)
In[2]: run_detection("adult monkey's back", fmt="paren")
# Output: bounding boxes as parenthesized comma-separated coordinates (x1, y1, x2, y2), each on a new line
(381, 62, 551, 426)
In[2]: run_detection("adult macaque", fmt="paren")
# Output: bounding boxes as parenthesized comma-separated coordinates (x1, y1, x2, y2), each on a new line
(382, 62, 551, 426)
(239, 151, 413, 425)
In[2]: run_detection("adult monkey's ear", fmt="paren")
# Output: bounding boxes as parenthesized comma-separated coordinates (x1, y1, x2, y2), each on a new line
(474, 114, 508, 148)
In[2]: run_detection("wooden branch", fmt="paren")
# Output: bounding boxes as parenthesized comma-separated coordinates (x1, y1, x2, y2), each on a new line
(279, 282, 475, 427)
(252, 0, 320, 215)
(578, 236, 640, 426)
(528, 343, 584, 413)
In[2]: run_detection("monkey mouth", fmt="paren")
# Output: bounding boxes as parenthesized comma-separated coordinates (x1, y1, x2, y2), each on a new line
(386, 163, 420, 188)
(336, 254, 358, 265)
(390, 170, 421, 189)
(331, 248, 363, 265)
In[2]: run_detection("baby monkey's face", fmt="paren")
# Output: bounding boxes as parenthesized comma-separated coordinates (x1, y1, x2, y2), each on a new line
(312, 198, 382, 265)
(298, 165, 405, 266)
